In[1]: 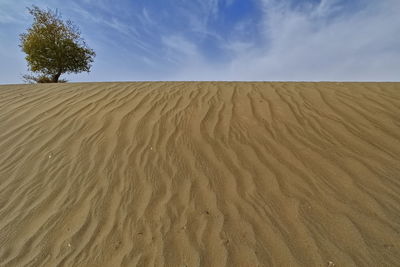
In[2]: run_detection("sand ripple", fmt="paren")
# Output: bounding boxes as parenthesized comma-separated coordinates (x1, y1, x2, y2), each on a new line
(0, 82, 399, 266)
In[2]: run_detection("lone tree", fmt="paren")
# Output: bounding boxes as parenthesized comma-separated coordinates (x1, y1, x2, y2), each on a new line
(20, 6, 95, 83)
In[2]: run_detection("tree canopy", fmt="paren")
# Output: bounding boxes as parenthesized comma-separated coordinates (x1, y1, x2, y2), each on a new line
(20, 6, 95, 83)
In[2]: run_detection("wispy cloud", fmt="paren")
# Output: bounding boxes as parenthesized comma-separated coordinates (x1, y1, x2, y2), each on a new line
(170, 0, 400, 81)
(0, 0, 399, 83)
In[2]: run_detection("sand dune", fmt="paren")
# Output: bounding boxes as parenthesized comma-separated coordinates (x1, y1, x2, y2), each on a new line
(0, 82, 399, 266)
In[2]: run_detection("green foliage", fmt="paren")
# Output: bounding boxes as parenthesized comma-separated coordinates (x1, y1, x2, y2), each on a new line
(20, 6, 95, 83)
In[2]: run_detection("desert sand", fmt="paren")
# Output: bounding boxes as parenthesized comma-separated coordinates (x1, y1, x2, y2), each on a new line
(0, 82, 399, 266)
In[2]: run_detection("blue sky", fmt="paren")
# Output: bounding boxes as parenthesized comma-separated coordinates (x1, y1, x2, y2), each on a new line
(0, 0, 399, 83)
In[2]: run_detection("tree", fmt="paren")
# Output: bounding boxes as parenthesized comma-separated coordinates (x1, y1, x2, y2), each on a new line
(20, 6, 95, 83)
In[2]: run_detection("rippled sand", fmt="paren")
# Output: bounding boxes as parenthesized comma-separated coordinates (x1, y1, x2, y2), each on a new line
(0, 82, 399, 266)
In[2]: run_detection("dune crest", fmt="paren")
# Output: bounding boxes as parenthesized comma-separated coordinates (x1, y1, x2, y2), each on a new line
(0, 82, 399, 266)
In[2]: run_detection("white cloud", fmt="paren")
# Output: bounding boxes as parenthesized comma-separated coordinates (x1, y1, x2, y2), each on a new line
(1, 0, 399, 83)
(139, 8, 154, 28)
(162, 35, 202, 65)
(171, 0, 400, 81)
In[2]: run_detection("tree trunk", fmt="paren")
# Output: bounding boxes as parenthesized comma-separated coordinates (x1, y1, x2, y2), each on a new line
(52, 70, 62, 83)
